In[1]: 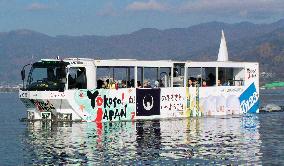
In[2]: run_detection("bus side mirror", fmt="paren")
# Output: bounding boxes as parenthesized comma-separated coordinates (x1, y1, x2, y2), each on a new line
(21, 69, 25, 81)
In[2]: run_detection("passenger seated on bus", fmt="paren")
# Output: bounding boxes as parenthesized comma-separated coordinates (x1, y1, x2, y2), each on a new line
(137, 81, 142, 88)
(130, 79, 135, 88)
(105, 79, 110, 89)
(143, 80, 151, 88)
(222, 80, 231, 86)
(121, 80, 127, 88)
(101, 82, 106, 88)
(217, 79, 221, 86)
(202, 80, 207, 87)
(158, 79, 164, 87)
(188, 78, 194, 87)
(127, 81, 131, 88)
(228, 80, 233, 86)
(154, 80, 159, 88)
(109, 81, 116, 89)
(207, 73, 215, 86)
(97, 79, 104, 89)
(192, 78, 198, 87)
(197, 78, 202, 87)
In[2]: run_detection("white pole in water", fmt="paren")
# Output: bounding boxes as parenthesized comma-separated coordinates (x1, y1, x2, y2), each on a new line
(217, 30, 229, 61)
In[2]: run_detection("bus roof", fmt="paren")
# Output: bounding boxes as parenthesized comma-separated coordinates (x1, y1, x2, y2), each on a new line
(38, 58, 258, 68)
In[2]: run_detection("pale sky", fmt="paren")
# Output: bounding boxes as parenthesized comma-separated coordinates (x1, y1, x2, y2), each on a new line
(0, 0, 283, 36)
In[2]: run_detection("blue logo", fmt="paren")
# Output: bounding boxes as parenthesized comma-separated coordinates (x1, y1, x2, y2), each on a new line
(239, 83, 259, 113)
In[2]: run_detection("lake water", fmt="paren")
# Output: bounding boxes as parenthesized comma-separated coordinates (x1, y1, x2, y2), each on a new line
(0, 90, 283, 165)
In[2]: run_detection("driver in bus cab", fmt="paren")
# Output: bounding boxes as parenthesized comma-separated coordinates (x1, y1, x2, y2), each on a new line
(47, 67, 55, 81)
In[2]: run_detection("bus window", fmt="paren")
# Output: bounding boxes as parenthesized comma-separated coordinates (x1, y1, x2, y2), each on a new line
(159, 67, 171, 87)
(143, 67, 159, 88)
(137, 67, 171, 88)
(114, 67, 134, 88)
(187, 67, 201, 87)
(187, 67, 216, 87)
(96, 67, 135, 89)
(218, 67, 244, 86)
(68, 67, 87, 89)
(173, 63, 185, 87)
(202, 67, 216, 87)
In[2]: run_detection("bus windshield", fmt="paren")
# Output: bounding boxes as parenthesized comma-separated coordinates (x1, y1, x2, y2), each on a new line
(26, 61, 68, 91)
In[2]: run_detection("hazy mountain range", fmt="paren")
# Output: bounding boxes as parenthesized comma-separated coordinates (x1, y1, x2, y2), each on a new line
(1, 19, 284, 84)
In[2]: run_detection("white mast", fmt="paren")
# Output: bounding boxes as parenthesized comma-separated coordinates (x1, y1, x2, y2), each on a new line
(217, 30, 228, 61)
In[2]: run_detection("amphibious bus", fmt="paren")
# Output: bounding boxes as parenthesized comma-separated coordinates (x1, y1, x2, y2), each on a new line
(19, 31, 259, 122)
